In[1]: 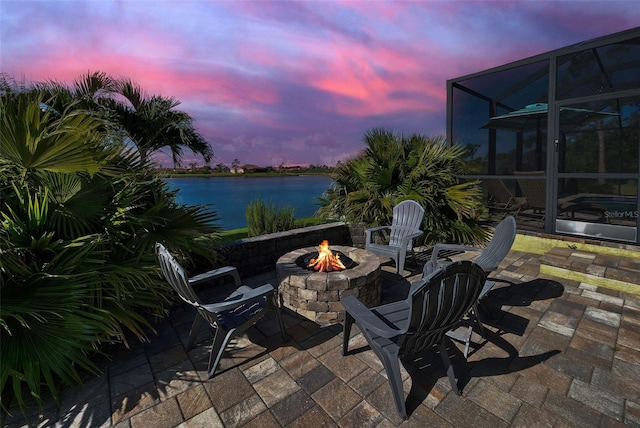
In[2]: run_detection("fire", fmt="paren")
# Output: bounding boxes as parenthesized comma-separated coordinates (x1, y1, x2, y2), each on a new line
(308, 240, 346, 272)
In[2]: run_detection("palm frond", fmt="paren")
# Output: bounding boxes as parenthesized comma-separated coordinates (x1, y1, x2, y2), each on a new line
(318, 129, 489, 245)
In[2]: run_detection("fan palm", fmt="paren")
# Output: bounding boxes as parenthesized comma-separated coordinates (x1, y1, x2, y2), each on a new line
(318, 129, 488, 245)
(0, 78, 220, 414)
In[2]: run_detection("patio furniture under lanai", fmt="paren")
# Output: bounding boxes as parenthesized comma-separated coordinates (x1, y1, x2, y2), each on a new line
(514, 170, 547, 217)
(483, 178, 526, 216)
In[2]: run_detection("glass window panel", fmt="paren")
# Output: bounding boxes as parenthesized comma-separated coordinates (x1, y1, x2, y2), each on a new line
(451, 87, 490, 174)
(559, 96, 639, 174)
(459, 60, 549, 105)
(557, 178, 638, 228)
(556, 37, 640, 100)
(452, 59, 549, 177)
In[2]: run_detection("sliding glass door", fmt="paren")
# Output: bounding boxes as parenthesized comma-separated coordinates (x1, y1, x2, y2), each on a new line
(554, 96, 639, 242)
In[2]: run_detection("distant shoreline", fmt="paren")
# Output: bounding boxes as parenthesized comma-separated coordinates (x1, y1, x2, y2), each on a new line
(160, 171, 334, 179)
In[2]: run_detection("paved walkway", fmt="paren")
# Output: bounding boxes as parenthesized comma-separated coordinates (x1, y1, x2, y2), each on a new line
(5, 249, 640, 427)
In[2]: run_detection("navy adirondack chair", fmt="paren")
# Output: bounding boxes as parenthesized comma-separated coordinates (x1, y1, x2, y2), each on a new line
(342, 260, 487, 419)
(155, 243, 286, 378)
(424, 216, 516, 356)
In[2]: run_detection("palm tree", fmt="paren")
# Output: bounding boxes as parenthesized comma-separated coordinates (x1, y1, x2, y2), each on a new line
(318, 129, 489, 245)
(0, 77, 220, 413)
(111, 78, 214, 166)
(27, 71, 214, 167)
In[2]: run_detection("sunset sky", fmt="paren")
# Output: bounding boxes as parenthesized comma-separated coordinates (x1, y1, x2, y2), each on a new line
(1, 1, 638, 167)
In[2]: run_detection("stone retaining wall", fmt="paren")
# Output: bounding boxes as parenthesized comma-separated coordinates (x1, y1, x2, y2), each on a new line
(222, 222, 366, 277)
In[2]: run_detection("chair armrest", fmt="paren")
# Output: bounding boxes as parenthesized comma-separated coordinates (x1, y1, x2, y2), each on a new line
(199, 284, 274, 313)
(189, 266, 241, 287)
(341, 295, 404, 338)
(422, 243, 483, 276)
(479, 280, 495, 300)
(366, 226, 390, 233)
(400, 230, 423, 248)
(365, 226, 391, 244)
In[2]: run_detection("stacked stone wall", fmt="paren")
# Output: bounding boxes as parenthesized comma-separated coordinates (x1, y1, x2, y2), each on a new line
(223, 222, 365, 277)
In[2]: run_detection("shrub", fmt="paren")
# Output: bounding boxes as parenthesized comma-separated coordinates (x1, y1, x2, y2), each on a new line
(318, 129, 489, 245)
(245, 198, 295, 236)
(0, 76, 220, 414)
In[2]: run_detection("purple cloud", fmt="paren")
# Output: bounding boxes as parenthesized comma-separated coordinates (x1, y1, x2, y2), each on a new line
(1, 0, 637, 167)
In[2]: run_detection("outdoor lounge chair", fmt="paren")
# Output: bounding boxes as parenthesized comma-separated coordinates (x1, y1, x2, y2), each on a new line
(342, 260, 487, 419)
(423, 216, 516, 356)
(514, 172, 607, 222)
(155, 243, 287, 378)
(483, 178, 526, 216)
(365, 200, 425, 275)
(514, 170, 546, 217)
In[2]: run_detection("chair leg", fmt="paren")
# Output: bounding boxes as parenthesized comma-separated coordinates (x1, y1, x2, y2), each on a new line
(270, 293, 288, 342)
(410, 250, 418, 269)
(207, 327, 233, 378)
(379, 349, 407, 419)
(472, 304, 485, 338)
(397, 253, 406, 274)
(187, 313, 206, 350)
(462, 325, 473, 358)
(342, 312, 354, 356)
(438, 341, 461, 395)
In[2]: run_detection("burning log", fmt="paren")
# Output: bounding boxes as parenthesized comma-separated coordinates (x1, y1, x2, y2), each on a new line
(308, 240, 346, 272)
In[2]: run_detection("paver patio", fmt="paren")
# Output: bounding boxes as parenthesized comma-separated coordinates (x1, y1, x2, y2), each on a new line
(4, 248, 640, 427)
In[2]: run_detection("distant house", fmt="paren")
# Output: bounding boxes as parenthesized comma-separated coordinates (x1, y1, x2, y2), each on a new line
(242, 164, 269, 173)
(230, 164, 269, 174)
(276, 164, 305, 172)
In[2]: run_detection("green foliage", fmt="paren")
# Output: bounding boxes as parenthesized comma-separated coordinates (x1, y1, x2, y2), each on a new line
(0, 77, 220, 414)
(318, 129, 489, 245)
(220, 216, 330, 242)
(245, 198, 295, 237)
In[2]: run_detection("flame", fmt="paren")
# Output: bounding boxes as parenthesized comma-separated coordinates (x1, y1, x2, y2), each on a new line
(308, 240, 346, 272)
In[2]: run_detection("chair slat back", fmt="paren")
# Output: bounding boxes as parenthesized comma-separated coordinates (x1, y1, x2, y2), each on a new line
(475, 216, 516, 272)
(155, 243, 201, 305)
(483, 178, 516, 206)
(515, 170, 546, 210)
(399, 261, 485, 358)
(389, 200, 425, 247)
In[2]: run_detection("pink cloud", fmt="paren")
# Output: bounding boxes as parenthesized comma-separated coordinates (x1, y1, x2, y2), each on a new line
(1, 0, 637, 167)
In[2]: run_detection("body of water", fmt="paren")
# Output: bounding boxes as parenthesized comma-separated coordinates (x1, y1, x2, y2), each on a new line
(165, 175, 334, 230)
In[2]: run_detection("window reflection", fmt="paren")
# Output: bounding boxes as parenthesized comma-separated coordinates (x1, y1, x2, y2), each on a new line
(559, 98, 639, 175)
(557, 179, 638, 227)
(557, 37, 640, 100)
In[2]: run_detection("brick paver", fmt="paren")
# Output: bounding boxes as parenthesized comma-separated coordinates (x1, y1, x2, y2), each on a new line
(4, 248, 640, 427)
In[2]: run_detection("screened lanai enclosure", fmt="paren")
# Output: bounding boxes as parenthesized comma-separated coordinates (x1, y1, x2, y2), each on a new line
(447, 28, 640, 244)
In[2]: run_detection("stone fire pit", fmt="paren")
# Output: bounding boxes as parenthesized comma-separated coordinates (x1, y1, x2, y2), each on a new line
(276, 245, 381, 325)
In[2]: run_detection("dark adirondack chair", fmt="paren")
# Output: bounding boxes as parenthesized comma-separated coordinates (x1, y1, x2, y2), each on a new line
(365, 200, 425, 274)
(424, 216, 517, 278)
(423, 216, 516, 356)
(155, 243, 287, 378)
(341, 260, 487, 419)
